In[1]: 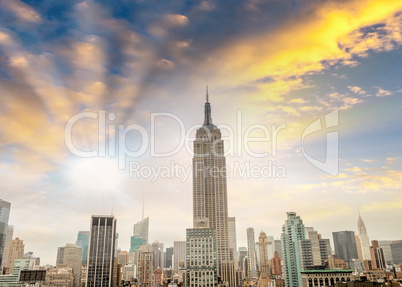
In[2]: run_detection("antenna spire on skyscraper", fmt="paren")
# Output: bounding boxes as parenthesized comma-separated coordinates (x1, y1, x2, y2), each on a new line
(203, 86, 213, 126)
(142, 199, 144, 220)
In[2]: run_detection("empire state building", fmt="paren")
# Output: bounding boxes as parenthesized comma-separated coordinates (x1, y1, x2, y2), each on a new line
(192, 88, 236, 286)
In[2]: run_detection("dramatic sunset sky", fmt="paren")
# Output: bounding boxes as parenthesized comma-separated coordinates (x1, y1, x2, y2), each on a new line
(0, 0, 401, 264)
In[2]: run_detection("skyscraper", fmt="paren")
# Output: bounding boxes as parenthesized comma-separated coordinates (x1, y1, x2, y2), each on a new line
(266, 235, 275, 260)
(77, 231, 90, 264)
(59, 243, 82, 287)
(357, 213, 371, 261)
(258, 231, 270, 275)
(151, 240, 164, 270)
(355, 235, 364, 261)
(173, 239, 186, 273)
(0, 200, 11, 267)
(390, 241, 402, 265)
(274, 239, 282, 260)
(1, 225, 13, 268)
(136, 246, 153, 287)
(228, 217, 238, 265)
(378, 240, 398, 264)
(271, 251, 282, 276)
(298, 229, 331, 270)
(332, 231, 358, 263)
(370, 240, 386, 270)
(165, 247, 173, 269)
(192, 88, 235, 286)
(86, 215, 117, 287)
(5, 238, 24, 274)
(186, 218, 218, 287)
(130, 236, 143, 253)
(134, 217, 149, 246)
(247, 228, 259, 279)
(281, 212, 305, 287)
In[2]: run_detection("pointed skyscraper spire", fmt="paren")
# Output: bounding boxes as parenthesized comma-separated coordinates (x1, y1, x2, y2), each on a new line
(142, 199, 144, 220)
(203, 86, 214, 127)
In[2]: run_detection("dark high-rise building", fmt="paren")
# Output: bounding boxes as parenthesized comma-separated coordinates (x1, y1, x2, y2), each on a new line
(390, 241, 402, 265)
(77, 231, 90, 264)
(165, 247, 173, 269)
(274, 240, 282, 259)
(332, 231, 358, 263)
(56, 246, 65, 265)
(86, 215, 117, 287)
(0, 200, 11, 267)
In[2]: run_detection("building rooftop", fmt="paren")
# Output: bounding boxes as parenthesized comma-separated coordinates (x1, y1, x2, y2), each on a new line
(300, 269, 354, 274)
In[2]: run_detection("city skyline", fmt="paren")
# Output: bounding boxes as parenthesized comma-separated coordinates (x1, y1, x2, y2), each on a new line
(0, 0, 401, 267)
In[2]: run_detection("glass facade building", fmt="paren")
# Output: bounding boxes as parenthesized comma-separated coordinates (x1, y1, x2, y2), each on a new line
(281, 212, 305, 287)
(332, 231, 358, 263)
(133, 217, 149, 246)
(0, 200, 11, 267)
(77, 231, 90, 264)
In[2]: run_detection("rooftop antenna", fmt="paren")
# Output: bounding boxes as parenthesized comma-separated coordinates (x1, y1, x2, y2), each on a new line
(111, 207, 114, 216)
(142, 199, 144, 220)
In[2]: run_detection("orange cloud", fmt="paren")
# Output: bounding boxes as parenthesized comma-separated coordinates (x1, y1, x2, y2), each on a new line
(0, 0, 41, 23)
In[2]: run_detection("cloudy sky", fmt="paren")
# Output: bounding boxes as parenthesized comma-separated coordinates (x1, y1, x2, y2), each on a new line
(0, 0, 401, 265)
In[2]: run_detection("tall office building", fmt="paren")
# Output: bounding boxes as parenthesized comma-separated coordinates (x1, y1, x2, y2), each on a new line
(86, 215, 117, 287)
(332, 231, 358, 263)
(192, 89, 235, 286)
(5, 238, 24, 274)
(117, 251, 129, 266)
(357, 213, 371, 261)
(165, 247, 173, 269)
(77, 231, 90, 264)
(299, 229, 331, 270)
(1, 225, 13, 268)
(228, 217, 238, 265)
(390, 241, 402, 265)
(281, 212, 305, 287)
(134, 217, 149, 246)
(151, 240, 164, 271)
(59, 243, 82, 287)
(247, 228, 259, 279)
(266, 235, 275, 260)
(355, 235, 364, 261)
(255, 242, 260, 267)
(274, 239, 282, 259)
(378, 240, 397, 264)
(136, 246, 153, 287)
(130, 236, 143, 253)
(173, 239, 186, 273)
(258, 231, 270, 275)
(0, 200, 11, 267)
(370, 240, 385, 270)
(57, 246, 65, 265)
(271, 251, 282, 276)
(186, 218, 218, 287)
